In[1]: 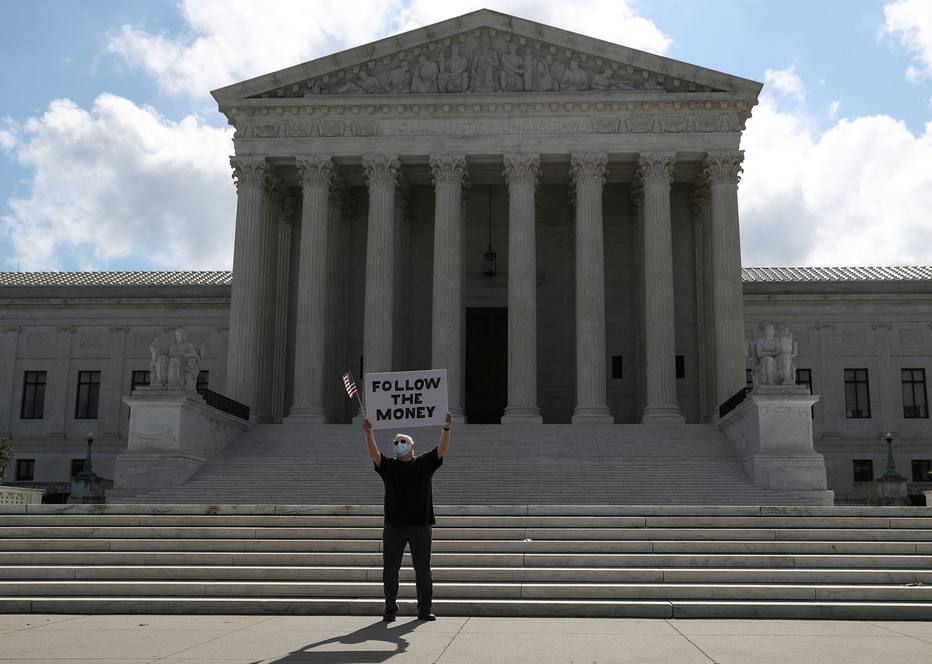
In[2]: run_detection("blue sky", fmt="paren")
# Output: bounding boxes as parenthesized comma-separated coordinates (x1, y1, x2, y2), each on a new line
(1, 0, 930, 271)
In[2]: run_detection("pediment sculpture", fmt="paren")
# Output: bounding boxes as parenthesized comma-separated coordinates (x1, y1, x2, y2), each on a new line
(148, 327, 204, 393)
(257, 28, 722, 99)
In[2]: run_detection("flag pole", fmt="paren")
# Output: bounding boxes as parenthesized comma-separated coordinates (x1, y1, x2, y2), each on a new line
(345, 368, 367, 419)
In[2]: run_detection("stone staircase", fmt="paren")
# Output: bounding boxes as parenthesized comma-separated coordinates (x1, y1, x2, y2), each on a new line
(111, 423, 831, 505)
(1, 503, 931, 619)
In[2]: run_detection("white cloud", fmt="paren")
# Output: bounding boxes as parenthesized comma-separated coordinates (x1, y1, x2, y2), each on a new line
(763, 65, 805, 103)
(740, 79, 932, 267)
(397, 1, 672, 55)
(1, 95, 234, 271)
(883, 0, 932, 81)
(107, 0, 671, 98)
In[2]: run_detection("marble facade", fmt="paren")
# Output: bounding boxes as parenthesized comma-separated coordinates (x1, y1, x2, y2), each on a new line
(0, 11, 930, 502)
(216, 9, 754, 426)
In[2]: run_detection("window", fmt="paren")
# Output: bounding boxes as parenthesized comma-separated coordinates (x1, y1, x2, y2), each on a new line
(746, 368, 754, 389)
(70, 459, 86, 477)
(20, 371, 47, 419)
(611, 356, 623, 380)
(675, 355, 685, 379)
(912, 459, 931, 483)
(853, 459, 874, 482)
(196, 370, 210, 393)
(75, 371, 101, 420)
(15, 459, 35, 481)
(131, 370, 150, 391)
(902, 369, 928, 418)
(796, 368, 813, 418)
(844, 369, 871, 418)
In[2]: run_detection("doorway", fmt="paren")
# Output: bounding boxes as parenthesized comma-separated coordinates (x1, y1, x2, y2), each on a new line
(465, 307, 507, 423)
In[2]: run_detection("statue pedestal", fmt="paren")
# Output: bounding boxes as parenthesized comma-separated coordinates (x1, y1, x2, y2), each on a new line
(718, 385, 834, 504)
(870, 476, 910, 506)
(108, 389, 248, 499)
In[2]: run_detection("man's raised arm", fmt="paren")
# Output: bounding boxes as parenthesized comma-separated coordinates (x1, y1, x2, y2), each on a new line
(363, 418, 381, 467)
(437, 411, 453, 458)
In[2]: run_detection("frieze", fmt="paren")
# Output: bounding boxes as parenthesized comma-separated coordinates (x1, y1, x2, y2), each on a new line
(254, 28, 724, 99)
(235, 111, 743, 140)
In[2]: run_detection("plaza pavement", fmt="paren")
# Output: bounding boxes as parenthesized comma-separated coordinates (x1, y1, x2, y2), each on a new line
(1, 614, 932, 663)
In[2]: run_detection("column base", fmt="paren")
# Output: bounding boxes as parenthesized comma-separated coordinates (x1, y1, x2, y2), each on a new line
(501, 407, 543, 424)
(286, 406, 328, 423)
(571, 406, 614, 424)
(641, 405, 686, 424)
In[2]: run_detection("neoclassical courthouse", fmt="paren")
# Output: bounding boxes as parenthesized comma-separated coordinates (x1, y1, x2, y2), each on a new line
(1, 10, 930, 503)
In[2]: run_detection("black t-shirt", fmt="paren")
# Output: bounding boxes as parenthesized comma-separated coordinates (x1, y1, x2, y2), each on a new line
(374, 447, 443, 526)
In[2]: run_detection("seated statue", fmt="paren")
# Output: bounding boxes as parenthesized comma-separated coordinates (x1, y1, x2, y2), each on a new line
(149, 328, 203, 392)
(751, 323, 797, 387)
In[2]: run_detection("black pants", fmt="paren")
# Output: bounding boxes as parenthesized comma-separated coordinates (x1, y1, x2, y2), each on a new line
(382, 524, 432, 615)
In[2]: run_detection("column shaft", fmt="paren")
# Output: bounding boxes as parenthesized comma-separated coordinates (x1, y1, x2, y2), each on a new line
(430, 154, 467, 421)
(637, 152, 684, 423)
(705, 151, 747, 408)
(571, 153, 613, 422)
(362, 155, 401, 377)
(323, 180, 350, 421)
(226, 156, 271, 414)
(254, 179, 283, 422)
(502, 154, 542, 423)
(290, 156, 334, 420)
(271, 191, 296, 423)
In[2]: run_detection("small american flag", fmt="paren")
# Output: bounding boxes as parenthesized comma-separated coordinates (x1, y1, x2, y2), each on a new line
(342, 371, 358, 399)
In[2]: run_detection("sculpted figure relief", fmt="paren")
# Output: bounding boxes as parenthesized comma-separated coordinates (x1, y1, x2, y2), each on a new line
(562, 59, 589, 91)
(470, 33, 499, 92)
(293, 30, 699, 97)
(751, 323, 798, 387)
(439, 44, 469, 92)
(499, 43, 526, 92)
(412, 54, 439, 93)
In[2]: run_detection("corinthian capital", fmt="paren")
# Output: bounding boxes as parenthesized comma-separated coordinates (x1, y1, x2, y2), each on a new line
(635, 152, 676, 187)
(230, 155, 271, 192)
(570, 152, 608, 190)
(502, 153, 541, 189)
(429, 153, 468, 187)
(295, 155, 335, 190)
(362, 154, 402, 190)
(703, 150, 744, 186)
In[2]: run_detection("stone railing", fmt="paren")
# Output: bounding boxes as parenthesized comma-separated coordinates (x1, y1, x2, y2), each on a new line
(0, 485, 44, 504)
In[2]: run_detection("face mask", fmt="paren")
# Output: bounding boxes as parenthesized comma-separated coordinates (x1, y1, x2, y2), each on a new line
(393, 442, 410, 458)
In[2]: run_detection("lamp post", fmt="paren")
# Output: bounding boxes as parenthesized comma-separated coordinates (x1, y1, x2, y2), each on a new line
(882, 431, 904, 480)
(83, 432, 95, 476)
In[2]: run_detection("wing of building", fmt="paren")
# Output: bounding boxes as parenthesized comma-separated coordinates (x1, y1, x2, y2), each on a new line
(0, 10, 928, 505)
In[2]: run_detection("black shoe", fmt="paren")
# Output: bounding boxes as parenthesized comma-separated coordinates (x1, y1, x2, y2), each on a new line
(382, 613, 396, 623)
(417, 613, 437, 621)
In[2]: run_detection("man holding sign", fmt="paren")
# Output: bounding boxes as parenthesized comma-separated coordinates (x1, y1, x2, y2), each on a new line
(362, 370, 452, 623)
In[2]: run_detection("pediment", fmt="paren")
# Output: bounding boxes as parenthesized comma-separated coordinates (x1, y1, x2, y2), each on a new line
(212, 9, 761, 103)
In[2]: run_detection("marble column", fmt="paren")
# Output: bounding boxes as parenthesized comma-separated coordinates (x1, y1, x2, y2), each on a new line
(429, 153, 468, 422)
(637, 152, 684, 423)
(290, 156, 335, 420)
(255, 176, 285, 422)
(502, 153, 543, 423)
(362, 154, 401, 378)
(692, 180, 716, 421)
(704, 151, 746, 409)
(227, 156, 274, 418)
(272, 190, 297, 423)
(570, 152, 613, 423)
(323, 179, 350, 422)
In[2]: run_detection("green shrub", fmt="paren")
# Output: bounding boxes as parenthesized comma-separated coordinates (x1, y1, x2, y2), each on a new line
(0, 438, 12, 479)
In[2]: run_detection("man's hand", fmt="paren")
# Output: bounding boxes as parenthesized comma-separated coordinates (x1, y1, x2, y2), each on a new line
(438, 411, 453, 458)
(363, 418, 380, 466)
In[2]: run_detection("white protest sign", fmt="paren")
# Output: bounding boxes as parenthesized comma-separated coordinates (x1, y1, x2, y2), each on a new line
(364, 369, 448, 429)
